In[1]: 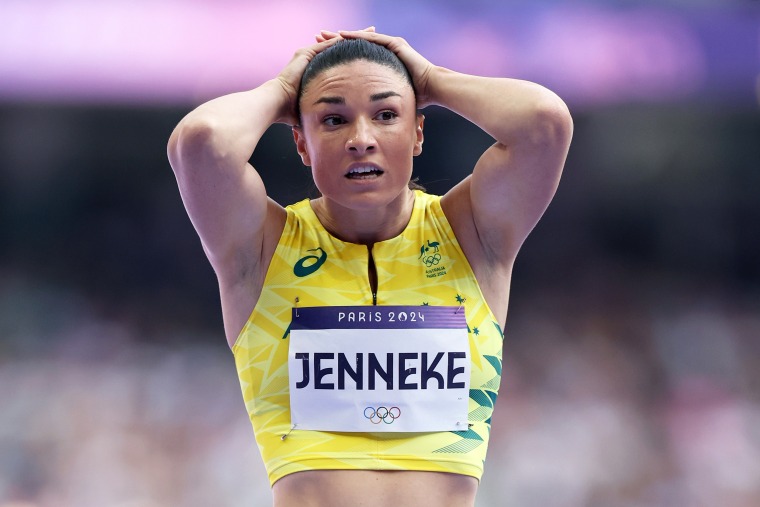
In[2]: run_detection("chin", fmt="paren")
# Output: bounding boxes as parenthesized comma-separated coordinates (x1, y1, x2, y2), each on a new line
(324, 185, 411, 212)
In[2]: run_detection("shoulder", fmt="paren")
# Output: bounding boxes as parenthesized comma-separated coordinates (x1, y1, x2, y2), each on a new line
(438, 179, 494, 259)
(413, 189, 442, 210)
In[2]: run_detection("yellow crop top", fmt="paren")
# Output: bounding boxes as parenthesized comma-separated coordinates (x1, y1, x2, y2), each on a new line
(232, 191, 504, 485)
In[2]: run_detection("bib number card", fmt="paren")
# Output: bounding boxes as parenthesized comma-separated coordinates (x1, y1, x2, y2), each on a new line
(288, 306, 470, 432)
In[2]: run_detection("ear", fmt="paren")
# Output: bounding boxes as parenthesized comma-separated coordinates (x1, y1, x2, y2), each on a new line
(292, 126, 312, 166)
(413, 113, 425, 157)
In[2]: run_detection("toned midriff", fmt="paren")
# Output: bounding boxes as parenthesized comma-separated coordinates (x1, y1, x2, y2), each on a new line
(272, 469, 479, 507)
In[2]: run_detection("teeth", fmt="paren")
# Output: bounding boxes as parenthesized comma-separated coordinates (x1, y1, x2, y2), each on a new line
(348, 166, 379, 174)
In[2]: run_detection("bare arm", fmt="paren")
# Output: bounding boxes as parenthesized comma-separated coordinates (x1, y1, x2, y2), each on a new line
(428, 68, 573, 260)
(167, 37, 342, 278)
(167, 80, 287, 274)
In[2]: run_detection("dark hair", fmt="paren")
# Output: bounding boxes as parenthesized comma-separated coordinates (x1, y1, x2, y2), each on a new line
(297, 38, 415, 118)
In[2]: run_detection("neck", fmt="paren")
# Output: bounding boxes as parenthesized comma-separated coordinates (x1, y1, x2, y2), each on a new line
(311, 189, 416, 245)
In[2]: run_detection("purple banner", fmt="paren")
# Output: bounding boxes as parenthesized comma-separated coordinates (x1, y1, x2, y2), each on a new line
(0, 1, 754, 106)
(291, 306, 466, 330)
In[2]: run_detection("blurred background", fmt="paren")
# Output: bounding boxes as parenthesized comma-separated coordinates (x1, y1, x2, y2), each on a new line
(1, 0, 759, 506)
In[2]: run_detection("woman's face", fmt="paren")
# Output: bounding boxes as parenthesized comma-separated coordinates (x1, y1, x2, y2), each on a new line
(294, 60, 423, 211)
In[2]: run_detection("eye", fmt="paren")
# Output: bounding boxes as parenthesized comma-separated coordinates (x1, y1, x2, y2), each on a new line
(323, 115, 344, 126)
(376, 110, 398, 121)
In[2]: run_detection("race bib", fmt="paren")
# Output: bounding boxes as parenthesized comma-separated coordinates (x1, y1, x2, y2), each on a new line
(288, 306, 470, 432)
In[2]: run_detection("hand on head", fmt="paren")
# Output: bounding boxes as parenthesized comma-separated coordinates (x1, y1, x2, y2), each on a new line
(274, 35, 345, 126)
(337, 29, 436, 107)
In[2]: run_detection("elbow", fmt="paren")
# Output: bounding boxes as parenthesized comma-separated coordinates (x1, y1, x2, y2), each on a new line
(531, 91, 574, 148)
(167, 115, 221, 175)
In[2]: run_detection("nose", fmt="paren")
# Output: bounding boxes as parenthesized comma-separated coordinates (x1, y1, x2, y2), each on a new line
(345, 118, 376, 154)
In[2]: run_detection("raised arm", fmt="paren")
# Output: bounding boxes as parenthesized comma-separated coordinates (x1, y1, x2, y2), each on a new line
(429, 69, 573, 258)
(167, 37, 342, 276)
(167, 81, 285, 274)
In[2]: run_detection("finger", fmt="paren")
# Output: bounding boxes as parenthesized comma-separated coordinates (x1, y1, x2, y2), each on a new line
(325, 27, 373, 35)
(303, 35, 342, 57)
(313, 35, 343, 51)
(338, 29, 387, 40)
(316, 35, 342, 46)
(338, 30, 396, 48)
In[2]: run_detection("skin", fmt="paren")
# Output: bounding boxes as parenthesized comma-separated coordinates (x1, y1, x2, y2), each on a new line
(168, 28, 573, 507)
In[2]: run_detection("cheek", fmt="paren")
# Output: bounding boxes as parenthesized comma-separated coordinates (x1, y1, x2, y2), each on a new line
(302, 139, 336, 188)
(305, 137, 340, 173)
(385, 130, 418, 160)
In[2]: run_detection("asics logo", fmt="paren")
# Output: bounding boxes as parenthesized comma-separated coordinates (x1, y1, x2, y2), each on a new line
(294, 247, 327, 277)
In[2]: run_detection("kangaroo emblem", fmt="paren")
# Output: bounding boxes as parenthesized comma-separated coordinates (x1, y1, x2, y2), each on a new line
(419, 239, 441, 258)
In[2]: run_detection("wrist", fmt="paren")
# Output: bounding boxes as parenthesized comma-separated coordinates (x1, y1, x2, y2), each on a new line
(261, 78, 298, 125)
(418, 65, 448, 108)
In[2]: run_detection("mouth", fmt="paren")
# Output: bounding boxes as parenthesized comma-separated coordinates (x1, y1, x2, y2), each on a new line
(345, 165, 385, 180)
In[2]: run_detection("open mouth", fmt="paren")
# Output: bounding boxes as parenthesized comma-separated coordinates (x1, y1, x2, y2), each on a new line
(345, 165, 384, 180)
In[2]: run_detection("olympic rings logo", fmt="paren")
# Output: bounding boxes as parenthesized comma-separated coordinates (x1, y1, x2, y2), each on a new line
(364, 406, 401, 424)
(422, 253, 442, 267)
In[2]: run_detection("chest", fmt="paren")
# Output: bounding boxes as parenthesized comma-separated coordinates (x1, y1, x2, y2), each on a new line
(276, 232, 474, 309)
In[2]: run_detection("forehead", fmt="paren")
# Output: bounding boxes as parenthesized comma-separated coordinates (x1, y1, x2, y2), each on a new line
(301, 60, 413, 104)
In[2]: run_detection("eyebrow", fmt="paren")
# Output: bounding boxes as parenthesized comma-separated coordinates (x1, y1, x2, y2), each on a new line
(313, 96, 345, 106)
(312, 91, 402, 106)
(370, 91, 402, 101)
